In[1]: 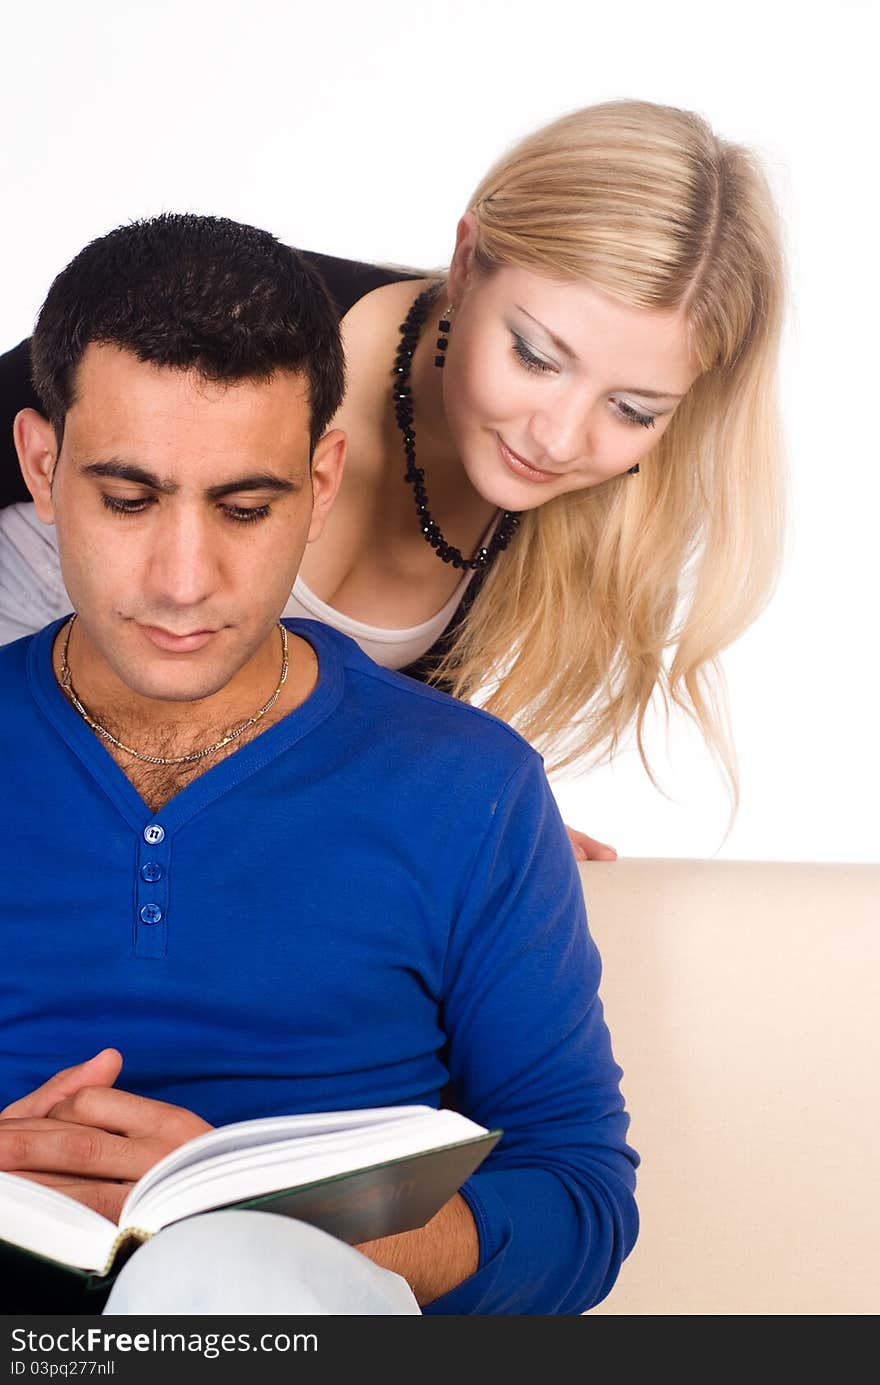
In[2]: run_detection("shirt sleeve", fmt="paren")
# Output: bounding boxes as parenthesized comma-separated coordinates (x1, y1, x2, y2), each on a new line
(422, 751, 639, 1315)
(0, 504, 71, 647)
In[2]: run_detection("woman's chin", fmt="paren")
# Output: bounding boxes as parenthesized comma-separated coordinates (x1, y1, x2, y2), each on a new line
(466, 467, 564, 514)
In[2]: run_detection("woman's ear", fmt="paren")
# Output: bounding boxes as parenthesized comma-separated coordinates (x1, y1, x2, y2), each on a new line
(446, 212, 480, 306)
(13, 409, 59, 523)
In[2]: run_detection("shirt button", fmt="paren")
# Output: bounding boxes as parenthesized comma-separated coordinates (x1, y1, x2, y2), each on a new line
(143, 823, 165, 845)
(140, 903, 163, 925)
(140, 862, 163, 883)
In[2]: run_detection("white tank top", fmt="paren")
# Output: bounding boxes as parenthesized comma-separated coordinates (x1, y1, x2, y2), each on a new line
(282, 511, 499, 670)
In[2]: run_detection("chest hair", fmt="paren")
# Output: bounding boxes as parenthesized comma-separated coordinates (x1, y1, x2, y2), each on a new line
(101, 706, 291, 813)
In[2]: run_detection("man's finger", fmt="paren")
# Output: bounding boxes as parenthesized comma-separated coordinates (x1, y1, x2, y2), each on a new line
(0, 1124, 153, 1181)
(47, 1087, 211, 1142)
(0, 1050, 123, 1120)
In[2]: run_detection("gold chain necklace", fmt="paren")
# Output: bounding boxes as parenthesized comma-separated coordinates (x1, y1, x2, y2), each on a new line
(57, 614, 289, 766)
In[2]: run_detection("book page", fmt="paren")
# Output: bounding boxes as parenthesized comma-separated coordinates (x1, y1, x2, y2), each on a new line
(126, 1109, 490, 1233)
(0, 1171, 115, 1272)
(121, 1104, 437, 1224)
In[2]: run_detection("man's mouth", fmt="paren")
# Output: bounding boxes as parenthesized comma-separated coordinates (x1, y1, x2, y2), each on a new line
(138, 625, 220, 653)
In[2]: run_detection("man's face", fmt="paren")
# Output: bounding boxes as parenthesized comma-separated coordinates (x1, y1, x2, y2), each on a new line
(21, 343, 342, 706)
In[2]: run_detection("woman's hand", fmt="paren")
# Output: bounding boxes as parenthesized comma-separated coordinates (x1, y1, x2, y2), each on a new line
(566, 825, 617, 863)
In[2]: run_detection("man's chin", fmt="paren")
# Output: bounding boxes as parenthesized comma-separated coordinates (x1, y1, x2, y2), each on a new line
(117, 673, 235, 707)
(111, 649, 241, 707)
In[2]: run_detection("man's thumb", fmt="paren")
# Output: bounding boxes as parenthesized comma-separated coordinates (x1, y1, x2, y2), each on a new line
(0, 1048, 123, 1119)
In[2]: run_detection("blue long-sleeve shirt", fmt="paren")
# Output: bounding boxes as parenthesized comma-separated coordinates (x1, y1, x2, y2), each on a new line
(0, 616, 639, 1313)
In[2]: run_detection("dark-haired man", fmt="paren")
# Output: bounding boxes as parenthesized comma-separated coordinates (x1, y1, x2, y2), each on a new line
(0, 214, 638, 1315)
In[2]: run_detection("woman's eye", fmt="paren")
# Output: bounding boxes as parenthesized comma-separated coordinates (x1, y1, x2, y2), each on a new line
(512, 335, 556, 375)
(101, 494, 153, 515)
(614, 400, 656, 429)
(222, 504, 271, 524)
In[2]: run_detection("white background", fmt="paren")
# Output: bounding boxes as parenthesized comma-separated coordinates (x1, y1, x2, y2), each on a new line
(2, 0, 877, 862)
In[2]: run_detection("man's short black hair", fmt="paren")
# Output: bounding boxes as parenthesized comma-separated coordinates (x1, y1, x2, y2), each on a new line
(30, 212, 346, 450)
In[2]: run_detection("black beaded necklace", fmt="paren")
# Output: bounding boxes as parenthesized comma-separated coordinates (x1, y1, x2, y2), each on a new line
(391, 286, 521, 572)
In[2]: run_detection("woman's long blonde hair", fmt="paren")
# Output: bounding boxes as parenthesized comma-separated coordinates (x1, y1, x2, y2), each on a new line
(430, 99, 787, 809)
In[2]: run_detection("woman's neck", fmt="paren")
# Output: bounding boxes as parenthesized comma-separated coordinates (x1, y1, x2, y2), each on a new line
(388, 289, 497, 549)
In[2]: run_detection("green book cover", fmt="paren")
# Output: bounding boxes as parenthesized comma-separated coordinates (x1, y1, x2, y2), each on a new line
(0, 1113, 500, 1313)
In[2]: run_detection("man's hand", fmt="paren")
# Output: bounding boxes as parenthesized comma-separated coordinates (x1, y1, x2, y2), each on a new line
(1, 1048, 123, 1120)
(566, 825, 618, 862)
(0, 1058, 211, 1223)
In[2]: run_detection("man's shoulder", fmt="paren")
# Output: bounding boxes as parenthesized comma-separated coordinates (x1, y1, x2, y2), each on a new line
(289, 618, 540, 774)
(0, 627, 47, 735)
(0, 626, 38, 679)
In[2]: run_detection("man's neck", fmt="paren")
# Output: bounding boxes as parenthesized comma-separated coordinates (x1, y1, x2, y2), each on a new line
(51, 619, 318, 812)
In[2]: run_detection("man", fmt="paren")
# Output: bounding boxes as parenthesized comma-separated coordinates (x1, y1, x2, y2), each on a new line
(0, 214, 638, 1315)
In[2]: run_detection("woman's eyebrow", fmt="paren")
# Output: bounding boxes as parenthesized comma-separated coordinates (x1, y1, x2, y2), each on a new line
(514, 305, 579, 361)
(513, 305, 685, 399)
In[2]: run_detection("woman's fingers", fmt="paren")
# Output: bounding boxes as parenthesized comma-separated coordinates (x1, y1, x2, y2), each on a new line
(565, 826, 618, 862)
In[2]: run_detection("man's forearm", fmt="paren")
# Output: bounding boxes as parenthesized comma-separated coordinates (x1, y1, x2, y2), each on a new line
(355, 1192, 478, 1306)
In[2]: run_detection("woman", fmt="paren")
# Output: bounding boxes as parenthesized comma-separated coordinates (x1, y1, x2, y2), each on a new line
(0, 99, 786, 859)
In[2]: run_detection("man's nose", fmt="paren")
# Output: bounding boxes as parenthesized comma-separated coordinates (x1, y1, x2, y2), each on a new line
(145, 508, 221, 609)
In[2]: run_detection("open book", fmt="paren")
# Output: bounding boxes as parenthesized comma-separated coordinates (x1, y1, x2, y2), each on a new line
(0, 1105, 500, 1311)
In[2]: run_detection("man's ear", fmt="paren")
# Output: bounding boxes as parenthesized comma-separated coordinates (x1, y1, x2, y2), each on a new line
(306, 428, 346, 544)
(13, 409, 59, 523)
(445, 212, 480, 306)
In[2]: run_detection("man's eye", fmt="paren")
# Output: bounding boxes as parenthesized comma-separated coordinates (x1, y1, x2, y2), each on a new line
(101, 495, 153, 514)
(222, 504, 271, 524)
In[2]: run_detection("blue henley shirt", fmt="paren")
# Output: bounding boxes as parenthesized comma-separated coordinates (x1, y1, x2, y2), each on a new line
(0, 616, 639, 1313)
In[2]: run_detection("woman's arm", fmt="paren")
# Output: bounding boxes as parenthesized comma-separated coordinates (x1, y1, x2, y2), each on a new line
(0, 502, 71, 645)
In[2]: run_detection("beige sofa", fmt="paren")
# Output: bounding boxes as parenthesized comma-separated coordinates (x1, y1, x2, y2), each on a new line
(578, 858, 879, 1316)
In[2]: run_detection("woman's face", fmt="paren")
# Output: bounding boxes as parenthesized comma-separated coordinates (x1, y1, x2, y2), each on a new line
(441, 257, 701, 512)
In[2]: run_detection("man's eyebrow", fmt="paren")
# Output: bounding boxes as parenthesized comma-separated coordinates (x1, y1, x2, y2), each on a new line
(80, 460, 176, 491)
(204, 474, 300, 500)
(79, 461, 301, 498)
(513, 306, 685, 400)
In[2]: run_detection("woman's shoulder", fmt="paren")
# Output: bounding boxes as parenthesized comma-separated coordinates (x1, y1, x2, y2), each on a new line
(335, 270, 436, 419)
(298, 248, 426, 318)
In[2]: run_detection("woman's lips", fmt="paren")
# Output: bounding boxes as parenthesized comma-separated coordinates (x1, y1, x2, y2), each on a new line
(497, 435, 559, 484)
(139, 625, 218, 653)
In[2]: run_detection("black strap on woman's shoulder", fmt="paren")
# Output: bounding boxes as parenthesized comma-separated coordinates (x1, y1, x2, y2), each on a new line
(298, 249, 422, 319)
(398, 563, 490, 690)
(0, 340, 40, 505)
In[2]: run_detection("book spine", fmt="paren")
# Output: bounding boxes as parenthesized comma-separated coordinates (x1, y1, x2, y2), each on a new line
(102, 1226, 152, 1278)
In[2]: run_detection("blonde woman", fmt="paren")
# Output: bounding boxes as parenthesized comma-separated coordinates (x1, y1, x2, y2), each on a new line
(0, 99, 786, 860)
